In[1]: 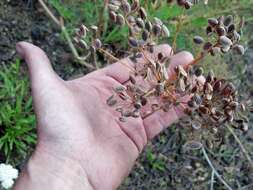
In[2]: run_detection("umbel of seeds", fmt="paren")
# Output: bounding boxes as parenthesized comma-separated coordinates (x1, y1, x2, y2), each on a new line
(105, 3, 248, 134)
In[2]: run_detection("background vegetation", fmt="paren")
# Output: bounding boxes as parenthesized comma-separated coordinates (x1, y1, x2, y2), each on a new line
(0, 0, 253, 189)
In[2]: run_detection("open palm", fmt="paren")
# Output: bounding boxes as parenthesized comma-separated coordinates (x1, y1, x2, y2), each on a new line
(15, 42, 193, 190)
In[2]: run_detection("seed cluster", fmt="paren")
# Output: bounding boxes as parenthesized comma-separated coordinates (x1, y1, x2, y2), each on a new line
(105, 1, 249, 133)
(193, 15, 245, 56)
(108, 0, 170, 52)
(167, 0, 207, 9)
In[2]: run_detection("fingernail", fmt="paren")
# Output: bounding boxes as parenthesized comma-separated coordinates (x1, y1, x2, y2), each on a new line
(16, 42, 25, 59)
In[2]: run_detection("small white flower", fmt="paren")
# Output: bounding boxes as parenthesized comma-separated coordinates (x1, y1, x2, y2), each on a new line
(0, 163, 19, 189)
(1, 179, 14, 189)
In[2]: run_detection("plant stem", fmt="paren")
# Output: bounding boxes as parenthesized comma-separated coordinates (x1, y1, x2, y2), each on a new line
(227, 126, 253, 170)
(210, 170, 215, 190)
(172, 9, 185, 54)
(37, 0, 95, 69)
(202, 147, 233, 190)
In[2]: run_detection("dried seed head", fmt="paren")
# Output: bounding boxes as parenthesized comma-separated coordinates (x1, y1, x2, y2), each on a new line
(193, 36, 204, 44)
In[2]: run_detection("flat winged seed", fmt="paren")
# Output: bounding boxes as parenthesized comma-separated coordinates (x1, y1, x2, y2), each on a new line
(193, 36, 204, 44)
(191, 122, 201, 130)
(179, 78, 186, 92)
(203, 42, 213, 51)
(216, 26, 226, 36)
(79, 40, 89, 49)
(94, 39, 102, 49)
(224, 15, 233, 26)
(107, 95, 117, 106)
(108, 4, 119, 11)
(152, 24, 162, 36)
(114, 86, 126, 93)
(129, 75, 136, 84)
(194, 67, 204, 77)
(178, 65, 187, 77)
(142, 30, 149, 41)
(206, 26, 213, 36)
(128, 37, 138, 47)
(233, 45, 245, 55)
(119, 117, 126, 122)
(162, 25, 170, 37)
(127, 16, 135, 24)
(121, 2, 131, 14)
(109, 11, 117, 22)
(208, 18, 219, 27)
(145, 21, 152, 32)
(116, 14, 125, 26)
(228, 24, 235, 33)
(136, 18, 145, 28)
(154, 17, 163, 25)
(219, 36, 233, 46)
(139, 7, 147, 20)
(184, 141, 202, 151)
(131, 0, 140, 11)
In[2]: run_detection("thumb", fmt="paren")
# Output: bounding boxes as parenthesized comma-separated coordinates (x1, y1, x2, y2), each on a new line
(16, 42, 61, 88)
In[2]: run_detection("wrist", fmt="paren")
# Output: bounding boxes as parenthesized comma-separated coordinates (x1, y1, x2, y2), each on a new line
(14, 144, 94, 190)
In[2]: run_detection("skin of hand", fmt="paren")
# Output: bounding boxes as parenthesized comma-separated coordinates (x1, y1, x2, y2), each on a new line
(13, 42, 193, 190)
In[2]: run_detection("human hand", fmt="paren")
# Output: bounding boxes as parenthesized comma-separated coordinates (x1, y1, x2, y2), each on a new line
(14, 42, 193, 190)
